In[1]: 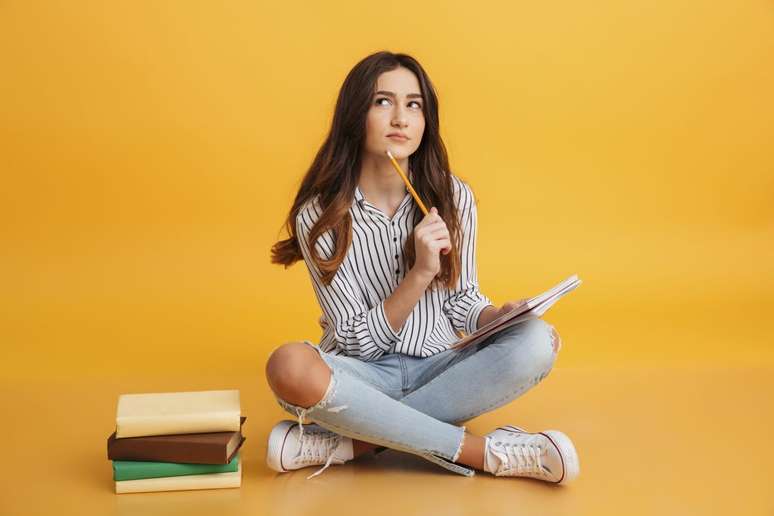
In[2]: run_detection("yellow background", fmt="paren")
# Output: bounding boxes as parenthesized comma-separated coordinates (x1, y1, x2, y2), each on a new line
(1, 1, 772, 514)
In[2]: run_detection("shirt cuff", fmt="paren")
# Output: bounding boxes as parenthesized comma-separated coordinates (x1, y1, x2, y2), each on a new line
(368, 299, 402, 352)
(465, 299, 495, 335)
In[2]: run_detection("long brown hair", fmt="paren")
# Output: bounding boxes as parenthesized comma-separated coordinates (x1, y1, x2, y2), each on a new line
(270, 51, 463, 290)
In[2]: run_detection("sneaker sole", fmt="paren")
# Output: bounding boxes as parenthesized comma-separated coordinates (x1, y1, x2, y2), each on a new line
(266, 420, 297, 473)
(541, 430, 580, 484)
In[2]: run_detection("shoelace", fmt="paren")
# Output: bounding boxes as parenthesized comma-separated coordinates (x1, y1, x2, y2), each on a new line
(296, 429, 343, 480)
(492, 439, 545, 477)
(295, 408, 309, 442)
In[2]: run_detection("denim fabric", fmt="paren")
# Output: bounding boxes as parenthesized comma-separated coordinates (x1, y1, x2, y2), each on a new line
(272, 318, 557, 477)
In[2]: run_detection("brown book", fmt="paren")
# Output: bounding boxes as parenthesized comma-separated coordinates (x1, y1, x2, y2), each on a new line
(107, 417, 246, 464)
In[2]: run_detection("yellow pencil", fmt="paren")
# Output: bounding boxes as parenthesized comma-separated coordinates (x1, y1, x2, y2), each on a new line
(385, 149, 449, 255)
(385, 149, 429, 215)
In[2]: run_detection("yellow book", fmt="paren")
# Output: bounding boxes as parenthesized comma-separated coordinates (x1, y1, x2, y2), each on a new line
(116, 389, 241, 438)
(115, 458, 242, 494)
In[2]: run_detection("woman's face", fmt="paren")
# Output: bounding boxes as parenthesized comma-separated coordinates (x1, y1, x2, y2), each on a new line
(363, 66, 425, 161)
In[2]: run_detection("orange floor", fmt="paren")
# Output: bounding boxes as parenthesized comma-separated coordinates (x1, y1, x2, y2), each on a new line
(2, 364, 771, 516)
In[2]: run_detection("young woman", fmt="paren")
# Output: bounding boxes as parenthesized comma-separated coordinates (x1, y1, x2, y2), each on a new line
(266, 51, 579, 483)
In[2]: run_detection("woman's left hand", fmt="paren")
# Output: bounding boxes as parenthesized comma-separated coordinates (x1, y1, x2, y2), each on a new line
(494, 299, 529, 319)
(479, 299, 529, 328)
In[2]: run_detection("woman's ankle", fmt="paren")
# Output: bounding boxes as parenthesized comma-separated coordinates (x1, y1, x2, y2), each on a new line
(352, 439, 381, 457)
(455, 431, 486, 470)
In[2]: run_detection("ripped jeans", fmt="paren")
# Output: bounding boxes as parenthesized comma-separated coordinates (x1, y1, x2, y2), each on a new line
(272, 318, 558, 478)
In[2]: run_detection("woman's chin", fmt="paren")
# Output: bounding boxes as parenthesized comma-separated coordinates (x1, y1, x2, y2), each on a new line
(384, 147, 411, 160)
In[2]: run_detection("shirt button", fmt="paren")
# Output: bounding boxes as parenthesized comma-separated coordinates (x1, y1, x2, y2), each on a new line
(395, 269, 400, 274)
(394, 254, 399, 259)
(393, 237, 397, 242)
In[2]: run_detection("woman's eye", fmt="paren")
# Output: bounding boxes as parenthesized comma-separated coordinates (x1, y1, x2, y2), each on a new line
(374, 98, 422, 109)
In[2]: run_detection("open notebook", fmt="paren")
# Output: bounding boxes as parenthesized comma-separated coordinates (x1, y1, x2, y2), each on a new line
(450, 274, 582, 352)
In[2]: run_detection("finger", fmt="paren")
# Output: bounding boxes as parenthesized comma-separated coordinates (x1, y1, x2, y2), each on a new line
(416, 222, 447, 239)
(424, 208, 443, 221)
(426, 227, 450, 239)
(428, 234, 451, 245)
(421, 237, 450, 252)
(430, 238, 451, 252)
(419, 217, 443, 230)
(420, 220, 447, 234)
(418, 218, 445, 229)
(416, 216, 437, 231)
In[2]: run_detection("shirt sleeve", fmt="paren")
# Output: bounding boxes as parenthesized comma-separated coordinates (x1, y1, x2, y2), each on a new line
(442, 179, 495, 335)
(296, 203, 402, 361)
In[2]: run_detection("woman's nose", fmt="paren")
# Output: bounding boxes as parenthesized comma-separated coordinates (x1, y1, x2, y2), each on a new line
(392, 106, 408, 127)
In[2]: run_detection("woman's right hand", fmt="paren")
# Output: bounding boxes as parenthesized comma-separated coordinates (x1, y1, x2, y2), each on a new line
(412, 207, 451, 279)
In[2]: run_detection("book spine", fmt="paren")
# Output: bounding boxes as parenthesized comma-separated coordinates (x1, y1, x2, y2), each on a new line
(108, 437, 226, 464)
(115, 411, 240, 438)
(113, 454, 239, 481)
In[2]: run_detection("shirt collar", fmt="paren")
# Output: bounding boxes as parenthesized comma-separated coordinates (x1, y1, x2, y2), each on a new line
(353, 169, 414, 209)
(354, 184, 365, 206)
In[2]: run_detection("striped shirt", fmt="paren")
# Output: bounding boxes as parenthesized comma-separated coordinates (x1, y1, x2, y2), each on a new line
(296, 174, 493, 362)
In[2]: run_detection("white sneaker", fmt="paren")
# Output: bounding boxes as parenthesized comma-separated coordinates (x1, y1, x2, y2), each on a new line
(266, 420, 354, 479)
(483, 425, 580, 484)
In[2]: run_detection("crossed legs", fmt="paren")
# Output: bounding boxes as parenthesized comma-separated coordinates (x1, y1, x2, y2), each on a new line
(265, 324, 562, 471)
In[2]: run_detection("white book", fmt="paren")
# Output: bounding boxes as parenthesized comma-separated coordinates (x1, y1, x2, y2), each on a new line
(450, 274, 582, 351)
(115, 459, 242, 494)
(116, 389, 241, 438)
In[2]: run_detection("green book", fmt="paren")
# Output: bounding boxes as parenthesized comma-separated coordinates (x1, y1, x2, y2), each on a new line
(112, 453, 239, 481)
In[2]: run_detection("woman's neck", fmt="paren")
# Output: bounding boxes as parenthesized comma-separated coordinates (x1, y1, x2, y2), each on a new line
(358, 152, 411, 205)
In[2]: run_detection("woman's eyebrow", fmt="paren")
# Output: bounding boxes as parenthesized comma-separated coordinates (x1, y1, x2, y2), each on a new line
(375, 90, 424, 99)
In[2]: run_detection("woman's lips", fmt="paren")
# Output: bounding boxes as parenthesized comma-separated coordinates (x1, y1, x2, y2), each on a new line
(387, 135, 409, 142)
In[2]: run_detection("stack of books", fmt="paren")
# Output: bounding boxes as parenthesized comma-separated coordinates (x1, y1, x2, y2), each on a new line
(107, 389, 245, 494)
